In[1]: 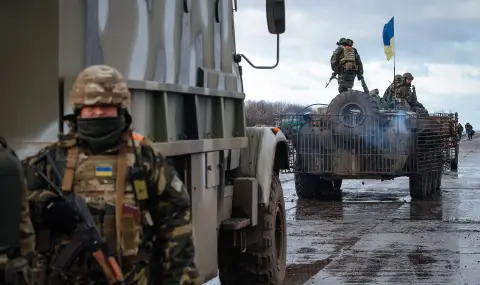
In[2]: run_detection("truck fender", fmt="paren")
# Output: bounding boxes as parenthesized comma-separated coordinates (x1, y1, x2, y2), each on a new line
(238, 126, 289, 205)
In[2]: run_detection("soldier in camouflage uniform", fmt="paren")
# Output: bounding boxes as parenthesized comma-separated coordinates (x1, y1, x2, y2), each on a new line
(394, 72, 428, 114)
(382, 74, 403, 107)
(330, 38, 364, 93)
(23, 65, 199, 285)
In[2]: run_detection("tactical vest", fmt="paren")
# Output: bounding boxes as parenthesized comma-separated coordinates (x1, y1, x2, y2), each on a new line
(339, 46, 357, 71)
(61, 133, 146, 268)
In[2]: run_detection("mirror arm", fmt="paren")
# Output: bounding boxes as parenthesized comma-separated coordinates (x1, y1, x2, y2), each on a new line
(238, 34, 280, 70)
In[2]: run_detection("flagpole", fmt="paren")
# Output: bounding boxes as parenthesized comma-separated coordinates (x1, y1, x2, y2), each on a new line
(393, 16, 396, 78)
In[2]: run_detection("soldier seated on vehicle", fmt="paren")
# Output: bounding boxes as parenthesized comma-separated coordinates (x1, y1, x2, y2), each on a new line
(396, 72, 429, 115)
(382, 74, 403, 109)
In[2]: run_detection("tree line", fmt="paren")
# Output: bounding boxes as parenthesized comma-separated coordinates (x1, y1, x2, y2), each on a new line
(244, 100, 315, 127)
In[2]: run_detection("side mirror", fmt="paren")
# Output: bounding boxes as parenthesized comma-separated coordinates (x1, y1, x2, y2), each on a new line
(266, 0, 285, 34)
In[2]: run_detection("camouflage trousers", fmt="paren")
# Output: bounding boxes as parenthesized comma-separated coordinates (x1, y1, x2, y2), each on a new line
(337, 72, 356, 93)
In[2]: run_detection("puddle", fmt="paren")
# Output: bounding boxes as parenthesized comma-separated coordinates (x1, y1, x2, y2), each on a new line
(284, 259, 332, 285)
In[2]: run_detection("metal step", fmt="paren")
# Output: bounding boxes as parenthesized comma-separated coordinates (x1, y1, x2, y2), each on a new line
(221, 218, 250, 230)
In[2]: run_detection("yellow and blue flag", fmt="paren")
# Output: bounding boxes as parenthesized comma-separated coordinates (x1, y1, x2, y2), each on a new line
(95, 164, 113, 177)
(382, 16, 395, 61)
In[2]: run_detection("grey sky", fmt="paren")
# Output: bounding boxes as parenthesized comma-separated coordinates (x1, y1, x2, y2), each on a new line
(234, 0, 480, 126)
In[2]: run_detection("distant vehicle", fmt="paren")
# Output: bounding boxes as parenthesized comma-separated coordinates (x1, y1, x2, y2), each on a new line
(279, 89, 458, 201)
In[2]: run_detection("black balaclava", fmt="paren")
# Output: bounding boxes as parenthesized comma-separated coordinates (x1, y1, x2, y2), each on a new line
(76, 108, 130, 154)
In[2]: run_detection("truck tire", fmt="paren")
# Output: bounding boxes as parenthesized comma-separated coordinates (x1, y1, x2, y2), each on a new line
(218, 173, 286, 285)
(326, 90, 380, 137)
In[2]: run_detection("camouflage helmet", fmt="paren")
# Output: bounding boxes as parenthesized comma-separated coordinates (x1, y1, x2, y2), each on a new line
(346, 38, 354, 46)
(336, 38, 347, 45)
(393, 74, 403, 84)
(69, 65, 131, 110)
(402, 72, 414, 80)
(369, 89, 379, 96)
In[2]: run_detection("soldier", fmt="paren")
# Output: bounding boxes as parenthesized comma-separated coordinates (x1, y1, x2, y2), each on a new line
(394, 72, 428, 114)
(0, 138, 34, 285)
(465, 122, 473, 140)
(23, 65, 199, 285)
(330, 37, 364, 93)
(382, 74, 403, 106)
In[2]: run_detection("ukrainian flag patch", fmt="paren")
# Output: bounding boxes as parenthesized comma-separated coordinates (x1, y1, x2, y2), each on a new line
(95, 164, 113, 177)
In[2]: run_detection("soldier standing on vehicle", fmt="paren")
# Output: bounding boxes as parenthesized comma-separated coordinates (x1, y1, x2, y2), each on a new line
(330, 38, 364, 93)
(23, 65, 199, 285)
(393, 72, 428, 114)
(0, 137, 34, 285)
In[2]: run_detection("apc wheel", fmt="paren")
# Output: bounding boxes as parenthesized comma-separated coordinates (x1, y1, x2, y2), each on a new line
(294, 174, 342, 201)
(294, 173, 321, 199)
(432, 168, 442, 195)
(218, 173, 286, 285)
(409, 171, 439, 201)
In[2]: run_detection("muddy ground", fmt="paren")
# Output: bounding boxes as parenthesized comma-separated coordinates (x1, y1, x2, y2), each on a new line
(208, 136, 480, 284)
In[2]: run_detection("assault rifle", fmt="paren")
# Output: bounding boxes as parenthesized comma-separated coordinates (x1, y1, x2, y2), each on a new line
(29, 151, 125, 285)
(325, 72, 337, 88)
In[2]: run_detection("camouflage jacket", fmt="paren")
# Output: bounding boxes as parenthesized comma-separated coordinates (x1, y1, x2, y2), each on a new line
(395, 84, 418, 107)
(330, 46, 364, 75)
(23, 133, 199, 285)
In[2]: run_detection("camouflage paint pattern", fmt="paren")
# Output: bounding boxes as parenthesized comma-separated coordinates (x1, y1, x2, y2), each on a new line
(2, 0, 242, 157)
(70, 65, 131, 110)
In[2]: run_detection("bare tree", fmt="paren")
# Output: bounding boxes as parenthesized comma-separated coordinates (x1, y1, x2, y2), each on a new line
(244, 100, 313, 126)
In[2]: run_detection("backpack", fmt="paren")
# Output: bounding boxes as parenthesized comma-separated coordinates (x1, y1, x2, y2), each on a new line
(339, 46, 357, 71)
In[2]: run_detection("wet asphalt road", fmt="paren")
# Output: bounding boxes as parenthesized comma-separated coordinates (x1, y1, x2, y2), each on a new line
(284, 136, 480, 285)
(207, 136, 480, 285)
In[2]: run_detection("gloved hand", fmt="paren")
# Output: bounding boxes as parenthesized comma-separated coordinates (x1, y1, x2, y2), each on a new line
(5, 257, 32, 285)
(412, 85, 416, 92)
(41, 196, 81, 233)
(357, 75, 364, 80)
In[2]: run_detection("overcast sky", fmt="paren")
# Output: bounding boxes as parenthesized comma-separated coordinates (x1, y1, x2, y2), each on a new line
(233, 0, 480, 126)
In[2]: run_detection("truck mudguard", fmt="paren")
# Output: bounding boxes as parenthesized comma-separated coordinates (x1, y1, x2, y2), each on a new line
(238, 127, 289, 205)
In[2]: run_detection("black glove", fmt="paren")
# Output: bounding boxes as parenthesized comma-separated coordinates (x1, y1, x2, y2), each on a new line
(41, 197, 81, 233)
(357, 75, 364, 80)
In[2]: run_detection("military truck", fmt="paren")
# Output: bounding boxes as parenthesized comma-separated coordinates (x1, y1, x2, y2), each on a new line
(0, 1, 290, 284)
(280, 89, 457, 201)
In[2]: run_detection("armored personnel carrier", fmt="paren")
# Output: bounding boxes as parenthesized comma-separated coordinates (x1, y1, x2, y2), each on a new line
(280, 89, 458, 201)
